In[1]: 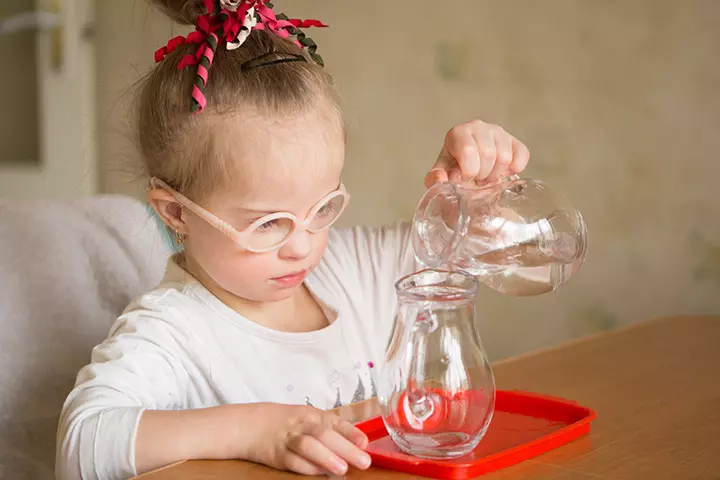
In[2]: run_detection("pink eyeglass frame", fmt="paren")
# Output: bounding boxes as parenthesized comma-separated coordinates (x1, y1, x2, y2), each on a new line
(150, 177, 350, 253)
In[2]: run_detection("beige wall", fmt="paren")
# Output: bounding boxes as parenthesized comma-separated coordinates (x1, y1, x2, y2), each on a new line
(97, 0, 720, 360)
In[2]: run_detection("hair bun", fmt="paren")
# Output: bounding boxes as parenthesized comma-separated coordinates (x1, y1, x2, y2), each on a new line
(150, 0, 208, 26)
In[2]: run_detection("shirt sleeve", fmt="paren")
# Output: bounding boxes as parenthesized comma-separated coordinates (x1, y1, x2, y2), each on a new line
(336, 221, 416, 285)
(322, 221, 417, 351)
(55, 307, 189, 480)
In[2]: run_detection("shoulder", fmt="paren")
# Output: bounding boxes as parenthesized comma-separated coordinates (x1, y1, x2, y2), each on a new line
(324, 221, 411, 261)
(310, 221, 415, 299)
(111, 283, 200, 335)
(97, 270, 212, 359)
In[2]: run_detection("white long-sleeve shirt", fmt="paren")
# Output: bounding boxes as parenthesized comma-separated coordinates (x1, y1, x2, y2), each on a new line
(56, 224, 416, 480)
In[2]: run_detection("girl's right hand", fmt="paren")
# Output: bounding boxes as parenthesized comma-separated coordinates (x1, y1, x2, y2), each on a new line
(242, 403, 372, 476)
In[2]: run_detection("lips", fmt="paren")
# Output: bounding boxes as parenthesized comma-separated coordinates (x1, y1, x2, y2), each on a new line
(271, 270, 308, 288)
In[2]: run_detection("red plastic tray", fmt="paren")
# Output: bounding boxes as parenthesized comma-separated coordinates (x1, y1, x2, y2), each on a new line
(355, 390, 597, 479)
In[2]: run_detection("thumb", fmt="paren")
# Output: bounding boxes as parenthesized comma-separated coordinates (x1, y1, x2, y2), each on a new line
(424, 167, 449, 188)
(433, 144, 455, 171)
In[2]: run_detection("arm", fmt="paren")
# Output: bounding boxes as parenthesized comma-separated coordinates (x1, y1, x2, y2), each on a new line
(321, 222, 416, 353)
(135, 404, 254, 473)
(56, 314, 189, 480)
(324, 123, 531, 291)
(56, 313, 370, 479)
(329, 221, 416, 286)
(135, 403, 371, 476)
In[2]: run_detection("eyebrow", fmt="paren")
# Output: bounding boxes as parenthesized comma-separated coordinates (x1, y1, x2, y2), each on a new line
(232, 184, 342, 215)
(232, 206, 276, 215)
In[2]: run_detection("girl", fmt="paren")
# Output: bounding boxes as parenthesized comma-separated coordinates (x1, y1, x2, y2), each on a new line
(56, 1, 530, 478)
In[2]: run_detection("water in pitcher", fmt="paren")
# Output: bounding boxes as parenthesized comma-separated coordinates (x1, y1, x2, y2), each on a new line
(411, 178, 587, 296)
(460, 233, 581, 296)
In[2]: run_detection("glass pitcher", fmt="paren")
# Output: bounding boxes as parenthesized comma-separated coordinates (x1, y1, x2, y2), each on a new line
(411, 176, 588, 296)
(377, 269, 495, 459)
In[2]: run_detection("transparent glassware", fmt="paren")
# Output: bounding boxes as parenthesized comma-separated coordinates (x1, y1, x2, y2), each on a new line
(378, 269, 495, 459)
(411, 176, 588, 296)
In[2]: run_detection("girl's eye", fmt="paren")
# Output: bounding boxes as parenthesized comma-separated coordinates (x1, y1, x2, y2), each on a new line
(254, 219, 279, 233)
(317, 202, 337, 218)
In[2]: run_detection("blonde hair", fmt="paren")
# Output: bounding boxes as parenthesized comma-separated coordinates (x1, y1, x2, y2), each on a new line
(137, 0, 341, 200)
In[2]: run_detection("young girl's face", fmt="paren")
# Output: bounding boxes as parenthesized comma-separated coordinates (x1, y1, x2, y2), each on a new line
(182, 108, 345, 303)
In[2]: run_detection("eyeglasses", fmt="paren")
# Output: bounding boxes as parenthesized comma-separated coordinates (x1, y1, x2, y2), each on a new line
(150, 178, 350, 253)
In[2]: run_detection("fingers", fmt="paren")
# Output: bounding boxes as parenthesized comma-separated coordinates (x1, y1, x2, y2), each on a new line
(318, 426, 371, 470)
(448, 167, 464, 184)
(442, 127, 482, 180)
(287, 434, 349, 476)
(471, 125, 498, 181)
(428, 121, 530, 188)
(285, 415, 371, 476)
(510, 137, 530, 174)
(477, 128, 531, 185)
(483, 127, 513, 182)
(333, 418, 369, 450)
(424, 167, 449, 189)
(283, 450, 326, 476)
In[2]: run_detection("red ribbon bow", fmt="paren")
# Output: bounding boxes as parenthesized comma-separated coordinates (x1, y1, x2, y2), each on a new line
(154, 0, 327, 113)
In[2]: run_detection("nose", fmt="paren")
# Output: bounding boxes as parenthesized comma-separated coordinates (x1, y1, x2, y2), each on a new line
(278, 229, 312, 260)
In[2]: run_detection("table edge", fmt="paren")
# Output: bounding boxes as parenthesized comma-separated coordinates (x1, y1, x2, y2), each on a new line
(493, 314, 716, 368)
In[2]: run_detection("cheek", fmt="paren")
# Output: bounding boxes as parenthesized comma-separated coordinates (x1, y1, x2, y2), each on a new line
(190, 232, 268, 277)
(184, 217, 229, 256)
(191, 240, 276, 298)
(184, 225, 331, 301)
(309, 231, 330, 259)
(183, 219, 257, 275)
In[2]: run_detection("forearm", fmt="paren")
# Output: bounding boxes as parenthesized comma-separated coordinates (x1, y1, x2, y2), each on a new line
(135, 403, 265, 475)
(137, 403, 373, 478)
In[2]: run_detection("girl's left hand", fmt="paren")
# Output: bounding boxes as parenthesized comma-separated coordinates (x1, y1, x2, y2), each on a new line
(425, 120, 531, 188)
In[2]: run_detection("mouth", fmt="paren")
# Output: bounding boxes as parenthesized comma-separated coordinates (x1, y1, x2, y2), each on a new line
(270, 270, 308, 288)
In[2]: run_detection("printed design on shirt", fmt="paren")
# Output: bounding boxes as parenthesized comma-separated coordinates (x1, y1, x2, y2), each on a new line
(350, 374, 365, 404)
(329, 361, 377, 409)
(295, 361, 379, 409)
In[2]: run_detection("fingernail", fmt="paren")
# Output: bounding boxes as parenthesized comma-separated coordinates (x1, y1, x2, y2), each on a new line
(359, 454, 371, 468)
(332, 459, 348, 475)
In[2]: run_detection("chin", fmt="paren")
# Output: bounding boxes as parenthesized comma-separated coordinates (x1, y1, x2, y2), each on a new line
(272, 284, 304, 297)
(252, 283, 303, 303)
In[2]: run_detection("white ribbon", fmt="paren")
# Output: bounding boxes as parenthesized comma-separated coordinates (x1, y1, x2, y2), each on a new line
(219, 0, 243, 11)
(226, 6, 257, 50)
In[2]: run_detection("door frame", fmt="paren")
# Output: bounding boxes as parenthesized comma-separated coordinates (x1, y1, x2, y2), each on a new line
(0, 0, 96, 199)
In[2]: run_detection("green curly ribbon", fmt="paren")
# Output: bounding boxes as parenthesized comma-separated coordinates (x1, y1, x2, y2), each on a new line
(268, 3, 325, 67)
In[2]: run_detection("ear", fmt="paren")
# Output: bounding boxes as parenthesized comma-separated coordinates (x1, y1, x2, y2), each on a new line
(148, 188, 187, 234)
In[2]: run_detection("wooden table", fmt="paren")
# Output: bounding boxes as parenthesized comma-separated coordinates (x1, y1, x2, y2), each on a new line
(138, 315, 720, 479)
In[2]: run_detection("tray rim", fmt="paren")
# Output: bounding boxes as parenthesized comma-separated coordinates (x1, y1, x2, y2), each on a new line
(355, 389, 598, 477)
